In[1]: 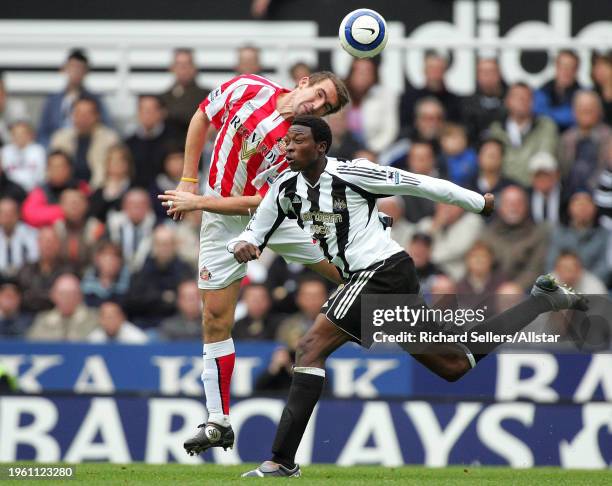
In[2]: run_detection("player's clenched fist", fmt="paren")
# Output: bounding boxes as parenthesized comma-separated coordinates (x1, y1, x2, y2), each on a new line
(481, 193, 495, 217)
(233, 242, 261, 263)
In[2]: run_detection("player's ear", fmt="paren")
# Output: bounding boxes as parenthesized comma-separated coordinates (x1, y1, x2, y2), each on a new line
(297, 77, 310, 89)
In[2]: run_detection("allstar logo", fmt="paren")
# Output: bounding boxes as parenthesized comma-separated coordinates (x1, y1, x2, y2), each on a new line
(199, 266, 212, 281)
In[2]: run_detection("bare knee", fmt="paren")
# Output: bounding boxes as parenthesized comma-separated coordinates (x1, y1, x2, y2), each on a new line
(295, 333, 326, 369)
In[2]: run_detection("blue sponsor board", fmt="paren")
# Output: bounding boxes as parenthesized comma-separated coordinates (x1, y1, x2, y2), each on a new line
(0, 395, 610, 468)
(0, 342, 610, 402)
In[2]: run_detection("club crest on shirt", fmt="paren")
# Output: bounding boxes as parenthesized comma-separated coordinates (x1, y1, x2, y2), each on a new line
(199, 266, 212, 281)
(333, 198, 347, 211)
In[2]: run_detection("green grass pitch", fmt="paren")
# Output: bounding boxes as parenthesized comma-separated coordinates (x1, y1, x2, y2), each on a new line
(2, 464, 611, 485)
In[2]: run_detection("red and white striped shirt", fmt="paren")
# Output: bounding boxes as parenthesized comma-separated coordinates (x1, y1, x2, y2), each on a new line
(199, 74, 292, 197)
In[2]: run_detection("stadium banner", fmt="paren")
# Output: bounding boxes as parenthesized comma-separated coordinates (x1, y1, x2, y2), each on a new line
(0, 395, 610, 468)
(0, 342, 610, 402)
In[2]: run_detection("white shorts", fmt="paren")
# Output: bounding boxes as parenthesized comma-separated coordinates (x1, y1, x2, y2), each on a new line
(198, 211, 325, 289)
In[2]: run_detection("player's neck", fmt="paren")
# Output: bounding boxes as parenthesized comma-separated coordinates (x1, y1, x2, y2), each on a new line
(302, 156, 327, 185)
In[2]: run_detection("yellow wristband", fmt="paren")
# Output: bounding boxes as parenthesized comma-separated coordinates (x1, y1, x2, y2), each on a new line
(180, 177, 199, 183)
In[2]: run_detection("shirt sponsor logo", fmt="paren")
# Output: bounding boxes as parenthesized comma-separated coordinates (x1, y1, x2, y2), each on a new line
(303, 211, 343, 224)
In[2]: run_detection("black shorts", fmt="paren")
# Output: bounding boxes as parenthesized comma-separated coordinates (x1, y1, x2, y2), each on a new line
(322, 251, 421, 345)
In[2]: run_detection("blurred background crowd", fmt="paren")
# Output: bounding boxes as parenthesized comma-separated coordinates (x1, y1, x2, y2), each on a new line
(1, 45, 611, 359)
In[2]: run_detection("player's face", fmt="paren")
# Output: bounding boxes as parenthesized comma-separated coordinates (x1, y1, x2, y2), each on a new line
(293, 78, 338, 116)
(285, 125, 318, 171)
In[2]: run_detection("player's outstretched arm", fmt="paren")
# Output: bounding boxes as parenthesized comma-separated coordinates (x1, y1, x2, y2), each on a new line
(336, 160, 494, 215)
(159, 191, 262, 216)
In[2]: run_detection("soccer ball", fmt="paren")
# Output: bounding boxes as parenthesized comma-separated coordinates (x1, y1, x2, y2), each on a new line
(339, 9, 388, 58)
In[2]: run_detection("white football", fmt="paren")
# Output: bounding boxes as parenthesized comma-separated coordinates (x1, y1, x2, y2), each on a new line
(339, 9, 388, 58)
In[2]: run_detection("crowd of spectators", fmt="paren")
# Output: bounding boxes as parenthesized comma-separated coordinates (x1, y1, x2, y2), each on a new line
(1, 47, 611, 361)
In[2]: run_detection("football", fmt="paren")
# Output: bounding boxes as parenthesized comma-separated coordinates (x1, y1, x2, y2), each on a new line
(338, 8, 388, 58)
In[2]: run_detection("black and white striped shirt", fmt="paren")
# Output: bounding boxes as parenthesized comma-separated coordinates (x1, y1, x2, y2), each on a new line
(229, 157, 485, 278)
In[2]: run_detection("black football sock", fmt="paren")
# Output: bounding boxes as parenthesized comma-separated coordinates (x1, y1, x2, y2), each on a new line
(467, 295, 552, 363)
(270, 367, 325, 469)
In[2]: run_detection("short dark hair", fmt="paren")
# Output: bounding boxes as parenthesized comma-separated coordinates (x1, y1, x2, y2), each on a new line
(291, 115, 333, 154)
(478, 136, 505, 155)
(47, 149, 73, 166)
(67, 48, 89, 65)
(75, 95, 100, 113)
(557, 49, 579, 67)
(508, 81, 531, 93)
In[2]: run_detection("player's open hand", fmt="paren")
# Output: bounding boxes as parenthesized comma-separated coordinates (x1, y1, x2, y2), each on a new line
(166, 180, 200, 221)
(481, 193, 495, 217)
(158, 190, 201, 218)
(233, 241, 261, 263)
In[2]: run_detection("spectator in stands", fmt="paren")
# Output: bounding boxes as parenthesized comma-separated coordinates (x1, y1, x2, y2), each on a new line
(591, 51, 612, 125)
(389, 97, 446, 167)
(236, 45, 262, 75)
(0, 197, 38, 278)
(406, 232, 444, 296)
(38, 49, 111, 147)
(401, 141, 438, 223)
(488, 82, 559, 187)
(558, 90, 612, 195)
(289, 62, 312, 86)
(160, 280, 201, 341)
(0, 160, 26, 204)
(1, 121, 46, 191)
(18, 226, 76, 313)
(344, 58, 398, 153)
(123, 225, 193, 328)
(21, 150, 88, 228)
(462, 58, 507, 144)
(126, 95, 178, 189)
(159, 48, 210, 142)
(553, 251, 608, 294)
(88, 301, 147, 344)
(0, 279, 32, 338)
(415, 202, 484, 281)
(81, 241, 130, 308)
(481, 185, 550, 290)
(327, 109, 365, 160)
(89, 145, 133, 223)
(27, 273, 98, 341)
(105, 188, 158, 272)
(275, 277, 327, 346)
(54, 189, 103, 273)
(467, 138, 517, 199)
(546, 191, 609, 282)
(528, 152, 564, 226)
(399, 50, 462, 130)
(0, 75, 28, 146)
(233, 283, 279, 340)
(254, 346, 294, 392)
(377, 196, 414, 248)
(494, 281, 526, 314)
(457, 240, 506, 306)
(49, 96, 120, 188)
(151, 148, 183, 220)
(593, 142, 612, 231)
(264, 257, 323, 315)
(440, 123, 478, 186)
(534, 50, 582, 131)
